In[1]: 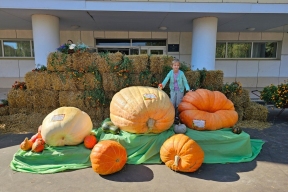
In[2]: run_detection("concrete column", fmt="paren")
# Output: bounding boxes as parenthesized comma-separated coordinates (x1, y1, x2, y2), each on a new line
(32, 14, 60, 67)
(191, 17, 218, 70)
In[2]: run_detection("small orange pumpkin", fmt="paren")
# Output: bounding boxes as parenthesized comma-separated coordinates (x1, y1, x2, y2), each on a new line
(178, 89, 238, 130)
(90, 140, 127, 175)
(20, 137, 33, 151)
(31, 138, 45, 153)
(84, 134, 97, 149)
(160, 134, 204, 172)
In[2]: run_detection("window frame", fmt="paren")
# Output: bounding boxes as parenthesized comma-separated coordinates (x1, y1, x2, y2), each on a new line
(216, 41, 279, 60)
(0, 39, 34, 58)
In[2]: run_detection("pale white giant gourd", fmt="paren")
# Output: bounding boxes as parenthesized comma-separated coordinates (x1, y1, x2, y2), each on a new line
(41, 107, 93, 146)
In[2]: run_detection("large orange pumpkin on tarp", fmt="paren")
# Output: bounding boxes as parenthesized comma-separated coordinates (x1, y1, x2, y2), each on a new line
(90, 140, 127, 175)
(178, 89, 238, 131)
(110, 86, 175, 134)
(160, 134, 204, 172)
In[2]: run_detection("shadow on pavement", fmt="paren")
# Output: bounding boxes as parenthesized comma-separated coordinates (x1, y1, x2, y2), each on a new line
(101, 165, 154, 182)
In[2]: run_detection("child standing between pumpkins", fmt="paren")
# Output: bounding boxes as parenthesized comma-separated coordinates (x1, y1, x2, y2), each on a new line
(159, 59, 191, 121)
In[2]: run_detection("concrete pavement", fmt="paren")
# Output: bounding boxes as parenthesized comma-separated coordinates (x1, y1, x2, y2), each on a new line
(0, 107, 288, 192)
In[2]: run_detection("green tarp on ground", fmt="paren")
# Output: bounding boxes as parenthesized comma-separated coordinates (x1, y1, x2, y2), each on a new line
(10, 126, 264, 174)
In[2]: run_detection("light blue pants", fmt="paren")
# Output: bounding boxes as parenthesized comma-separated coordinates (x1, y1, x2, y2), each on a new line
(170, 90, 184, 117)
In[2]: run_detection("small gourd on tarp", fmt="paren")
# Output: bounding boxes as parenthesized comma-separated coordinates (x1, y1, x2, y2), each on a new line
(90, 140, 127, 175)
(160, 134, 204, 172)
(41, 107, 93, 146)
(232, 127, 242, 134)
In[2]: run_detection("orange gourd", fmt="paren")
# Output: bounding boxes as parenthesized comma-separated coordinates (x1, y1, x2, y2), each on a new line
(20, 137, 33, 151)
(84, 134, 97, 149)
(31, 138, 45, 153)
(90, 140, 127, 175)
(110, 86, 175, 134)
(160, 134, 204, 172)
(178, 89, 238, 130)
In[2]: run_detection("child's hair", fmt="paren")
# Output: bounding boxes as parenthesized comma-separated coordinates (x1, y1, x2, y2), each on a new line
(172, 58, 181, 66)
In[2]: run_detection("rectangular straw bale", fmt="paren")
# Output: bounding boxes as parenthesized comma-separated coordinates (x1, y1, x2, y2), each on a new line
(235, 106, 244, 121)
(130, 74, 152, 87)
(59, 91, 85, 110)
(185, 71, 201, 89)
(126, 55, 149, 74)
(83, 73, 102, 90)
(104, 91, 116, 101)
(243, 102, 268, 122)
(47, 52, 72, 72)
(202, 70, 224, 91)
(102, 73, 128, 92)
(84, 89, 108, 108)
(228, 89, 250, 108)
(7, 90, 33, 108)
(8, 107, 30, 115)
(50, 72, 77, 91)
(95, 53, 109, 74)
(150, 55, 173, 74)
(0, 106, 9, 116)
(33, 107, 56, 115)
(25, 71, 51, 90)
(108, 52, 123, 66)
(31, 90, 59, 109)
(103, 107, 110, 120)
(71, 52, 97, 71)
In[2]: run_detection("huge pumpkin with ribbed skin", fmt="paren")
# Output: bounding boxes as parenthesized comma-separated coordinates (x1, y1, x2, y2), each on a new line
(90, 140, 127, 175)
(41, 107, 93, 146)
(110, 86, 175, 134)
(178, 89, 238, 131)
(160, 134, 204, 172)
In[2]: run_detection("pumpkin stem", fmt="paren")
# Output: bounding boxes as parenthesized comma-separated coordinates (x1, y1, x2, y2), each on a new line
(147, 118, 155, 132)
(173, 155, 180, 171)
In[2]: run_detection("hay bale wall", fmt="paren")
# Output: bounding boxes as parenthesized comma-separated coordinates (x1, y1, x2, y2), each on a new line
(5, 52, 268, 132)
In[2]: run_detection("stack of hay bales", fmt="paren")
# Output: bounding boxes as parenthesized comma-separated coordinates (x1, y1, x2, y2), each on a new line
(225, 87, 268, 123)
(3, 52, 268, 133)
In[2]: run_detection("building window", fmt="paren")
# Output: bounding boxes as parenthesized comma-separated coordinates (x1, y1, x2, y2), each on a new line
(96, 39, 167, 55)
(216, 41, 278, 59)
(0, 40, 34, 58)
(0, 41, 2, 57)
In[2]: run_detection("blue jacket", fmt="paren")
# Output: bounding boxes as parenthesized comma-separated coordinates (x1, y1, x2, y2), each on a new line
(161, 70, 190, 93)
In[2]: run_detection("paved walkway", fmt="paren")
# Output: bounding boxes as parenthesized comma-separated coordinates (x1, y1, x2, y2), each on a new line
(0, 107, 287, 192)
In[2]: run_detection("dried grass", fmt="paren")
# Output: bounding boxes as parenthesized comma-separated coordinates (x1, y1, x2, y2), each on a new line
(0, 113, 45, 134)
(25, 71, 51, 90)
(31, 90, 59, 109)
(50, 72, 77, 91)
(228, 89, 250, 108)
(102, 73, 130, 92)
(235, 120, 272, 130)
(7, 90, 33, 108)
(202, 70, 224, 91)
(150, 55, 173, 74)
(0, 106, 9, 116)
(47, 52, 72, 72)
(185, 71, 200, 89)
(243, 102, 268, 122)
(59, 91, 85, 110)
(126, 55, 149, 74)
(71, 52, 97, 71)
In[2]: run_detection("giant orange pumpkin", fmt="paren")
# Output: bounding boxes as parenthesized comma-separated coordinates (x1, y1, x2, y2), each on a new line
(110, 86, 175, 134)
(160, 134, 204, 172)
(90, 140, 127, 175)
(178, 89, 238, 131)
